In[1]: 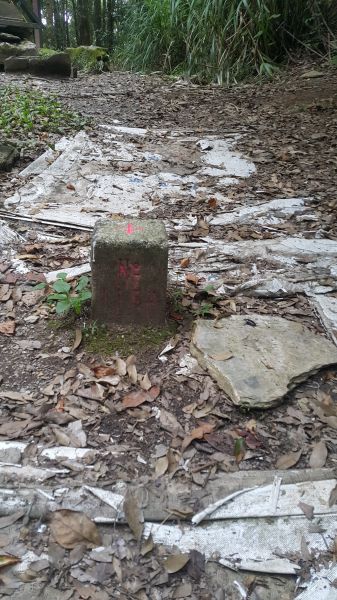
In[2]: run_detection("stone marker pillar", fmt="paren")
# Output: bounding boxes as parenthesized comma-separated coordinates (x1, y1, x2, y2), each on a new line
(91, 219, 168, 327)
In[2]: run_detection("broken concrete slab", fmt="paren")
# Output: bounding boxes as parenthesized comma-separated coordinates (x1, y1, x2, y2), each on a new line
(197, 137, 256, 177)
(0, 142, 19, 171)
(4, 129, 253, 227)
(209, 196, 316, 226)
(174, 236, 337, 296)
(91, 219, 168, 326)
(190, 314, 337, 408)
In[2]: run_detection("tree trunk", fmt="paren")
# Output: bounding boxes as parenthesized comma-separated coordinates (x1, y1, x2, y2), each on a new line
(94, 0, 102, 45)
(106, 0, 115, 51)
(77, 0, 92, 45)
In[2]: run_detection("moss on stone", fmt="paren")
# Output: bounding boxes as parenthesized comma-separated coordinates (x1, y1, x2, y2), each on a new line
(67, 46, 110, 73)
(38, 48, 59, 58)
(83, 322, 175, 357)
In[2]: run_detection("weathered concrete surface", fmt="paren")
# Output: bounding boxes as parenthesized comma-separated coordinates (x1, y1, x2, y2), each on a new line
(91, 219, 168, 326)
(0, 142, 18, 171)
(190, 315, 337, 408)
(5, 52, 71, 77)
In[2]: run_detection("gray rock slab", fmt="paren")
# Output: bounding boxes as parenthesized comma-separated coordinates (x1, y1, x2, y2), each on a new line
(312, 294, 337, 346)
(190, 314, 337, 408)
(91, 219, 168, 326)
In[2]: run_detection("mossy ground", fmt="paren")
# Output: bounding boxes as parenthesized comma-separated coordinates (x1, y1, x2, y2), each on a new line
(83, 322, 176, 357)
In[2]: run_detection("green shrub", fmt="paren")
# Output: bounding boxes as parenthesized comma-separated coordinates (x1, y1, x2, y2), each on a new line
(67, 45, 110, 72)
(36, 273, 92, 316)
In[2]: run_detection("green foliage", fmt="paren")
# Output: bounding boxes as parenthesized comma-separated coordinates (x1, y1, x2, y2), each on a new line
(0, 87, 86, 141)
(115, 0, 337, 83)
(67, 46, 110, 72)
(38, 47, 59, 58)
(37, 273, 92, 316)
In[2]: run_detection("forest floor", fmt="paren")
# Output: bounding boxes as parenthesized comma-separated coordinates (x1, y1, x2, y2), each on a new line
(0, 61, 337, 600)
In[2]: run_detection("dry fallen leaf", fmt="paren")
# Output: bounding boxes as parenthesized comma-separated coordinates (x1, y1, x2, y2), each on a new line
(155, 455, 169, 478)
(140, 373, 152, 391)
(0, 554, 21, 569)
(123, 489, 144, 542)
(127, 363, 138, 384)
(234, 437, 246, 463)
(276, 449, 302, 470)
(159, 408, 184, 436)
(298, 501, 314, 520)
(208, 197, 218, 209)
(0, 511, 25, 529)
(0, 320, 15, 336)
(180, 257, 190, 269)
(141, 534, 154, 556)
(182, 422, 215, 451)
(163, 553, 190, 574)
(66, 183, 76, 191)
(309, 441, 328, 468)
(92, 365, 116, 378)
(185, 273, 200, 285)
(50, 510, 102, 549)
(122, 390, 154, 409)
(72, 328, 82, 351)
(116, 358, 127, 376)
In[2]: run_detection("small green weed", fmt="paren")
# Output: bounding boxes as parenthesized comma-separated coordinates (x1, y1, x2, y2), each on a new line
(36, 273, 92, 316)
(0, 86, 86, 142)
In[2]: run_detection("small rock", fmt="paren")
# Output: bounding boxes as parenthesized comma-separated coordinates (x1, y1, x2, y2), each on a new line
(24, 315, 39, 324)
(15, 340, 42, 350)
(301, 69, 323, 79)
(191, 315, 337, 408)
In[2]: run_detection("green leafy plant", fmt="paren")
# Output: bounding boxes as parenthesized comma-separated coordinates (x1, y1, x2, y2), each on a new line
(193, 302, 214, 318)
(37, 273, 92, 316)
(0, 87, 86, 142)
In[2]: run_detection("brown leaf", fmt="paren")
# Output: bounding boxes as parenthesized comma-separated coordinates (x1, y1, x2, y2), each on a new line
(66, 183, 76, 191)
(50, 510, 102, 549)
(180, 258, 190, 269)
(122, 390, 153, 409)
(329, 483, 337, 507)
(123, 489, 144, 541)
(0, 511, 25, 529)
(127, 363, 138, 384)
(309, 441, 328, 468)
(0, 321, 15, 336)
(163, 553, 190, 574)
(276, 449, 302, 470)
(298, 501, 314, 520)
(208, 197, 218, 209)
(182, 422, 215, 451)
(0, 554, 21, 569)
(116, 358, 127, 376)
(141, 534, 154, 556)
(155, 455, 169, 478)
(185, 273, 200, 285)
(92, 365, 116, 379)
(159, 408, 184, 436)
(140, 373, 152, 391)
(72, 328, 82, 351)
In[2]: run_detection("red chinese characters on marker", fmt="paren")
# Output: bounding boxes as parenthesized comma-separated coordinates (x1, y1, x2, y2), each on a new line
(117, 260, 142, 306)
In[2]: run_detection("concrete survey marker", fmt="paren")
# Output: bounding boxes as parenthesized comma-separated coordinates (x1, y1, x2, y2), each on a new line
(91, 219, 168, 326)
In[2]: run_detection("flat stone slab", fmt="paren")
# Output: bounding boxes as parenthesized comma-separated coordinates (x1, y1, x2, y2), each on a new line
(91, 219, 168, 326)
(190, 314, 337, 408)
